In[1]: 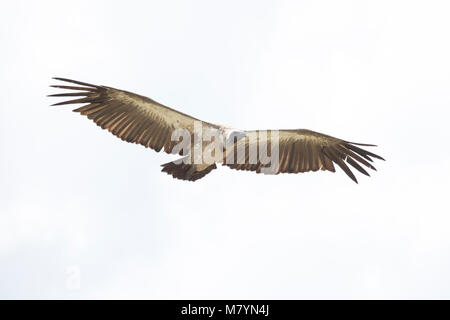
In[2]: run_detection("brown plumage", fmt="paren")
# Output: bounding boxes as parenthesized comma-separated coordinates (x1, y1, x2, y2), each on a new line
(222, 129, 383, 183)
(49, 77, 384, 183)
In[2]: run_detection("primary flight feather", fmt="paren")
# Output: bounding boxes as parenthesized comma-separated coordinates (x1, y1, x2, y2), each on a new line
(49, 77, 384, 183)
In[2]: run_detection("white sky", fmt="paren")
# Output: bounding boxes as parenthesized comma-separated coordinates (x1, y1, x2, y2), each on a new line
(1, 0, 450, 299)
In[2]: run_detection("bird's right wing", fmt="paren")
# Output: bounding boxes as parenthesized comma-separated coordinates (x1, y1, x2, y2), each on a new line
(49, 77, 217, 154)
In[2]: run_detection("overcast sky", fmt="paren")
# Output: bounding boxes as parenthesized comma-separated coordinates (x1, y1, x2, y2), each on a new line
(1, 0, 450, 299)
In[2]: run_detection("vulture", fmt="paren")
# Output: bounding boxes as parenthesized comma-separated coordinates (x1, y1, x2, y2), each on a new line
(49, 77, 384, 183)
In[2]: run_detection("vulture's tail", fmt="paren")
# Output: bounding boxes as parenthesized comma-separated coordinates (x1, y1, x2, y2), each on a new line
(161, 160, 216, 182)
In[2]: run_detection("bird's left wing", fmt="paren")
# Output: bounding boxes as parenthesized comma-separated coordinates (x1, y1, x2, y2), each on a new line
(49, 77, 216, 154)
(223, 129, 384, 183)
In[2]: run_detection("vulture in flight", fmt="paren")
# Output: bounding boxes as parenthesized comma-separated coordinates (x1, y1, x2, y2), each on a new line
(49, 78, 384, 183)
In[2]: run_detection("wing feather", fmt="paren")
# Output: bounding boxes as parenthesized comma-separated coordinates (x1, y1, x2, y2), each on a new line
(223, 129, 384, 183)
(50, 77, 218, 154)
(346, 157, 370, 177)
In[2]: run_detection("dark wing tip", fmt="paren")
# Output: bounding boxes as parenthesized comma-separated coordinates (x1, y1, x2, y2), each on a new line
(49, 84, 97, 91)
(47, 92, 89, 98)
(346, 157, 370, 177)
(50, 97, 95, 106)
(346, 142, 385, 161)
(323, 147, 358, 183)
(49, 78, 104, 106)
(52, 77, 100, 88)
(346, 141, 377, 147)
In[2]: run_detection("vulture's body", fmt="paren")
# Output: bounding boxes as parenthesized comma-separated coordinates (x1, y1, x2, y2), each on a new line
(49, 78, 384, 183)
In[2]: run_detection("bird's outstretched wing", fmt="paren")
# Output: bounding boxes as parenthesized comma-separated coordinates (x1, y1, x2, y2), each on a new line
(49, 78, 384, 183)
(223, 129, 384, 183)
(49, 77, 216, 154)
